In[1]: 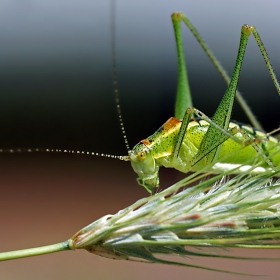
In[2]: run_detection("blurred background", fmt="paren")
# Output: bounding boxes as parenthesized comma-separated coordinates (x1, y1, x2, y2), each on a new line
(0, 0, 279, 279)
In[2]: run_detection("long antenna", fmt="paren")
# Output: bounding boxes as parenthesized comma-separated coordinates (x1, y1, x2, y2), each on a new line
(110, 0, 130, 152)
(0, 148, 129, 161)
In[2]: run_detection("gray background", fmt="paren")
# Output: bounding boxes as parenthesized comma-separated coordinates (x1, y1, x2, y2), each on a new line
(0, 1, 280, 279)
(0, 0, 278, 154)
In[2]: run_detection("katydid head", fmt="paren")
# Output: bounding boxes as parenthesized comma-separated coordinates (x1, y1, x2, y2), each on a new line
(128, 143, 159, 194)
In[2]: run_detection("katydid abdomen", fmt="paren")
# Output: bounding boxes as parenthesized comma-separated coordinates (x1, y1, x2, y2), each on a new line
(129, 117, 280, 193)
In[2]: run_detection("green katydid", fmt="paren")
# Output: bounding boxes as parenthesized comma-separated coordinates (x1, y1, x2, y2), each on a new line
(1, 13, 279, 195)
(118, 13, 280, 194)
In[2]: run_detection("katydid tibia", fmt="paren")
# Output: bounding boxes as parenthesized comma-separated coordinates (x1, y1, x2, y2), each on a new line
(1, 13, 279, 195)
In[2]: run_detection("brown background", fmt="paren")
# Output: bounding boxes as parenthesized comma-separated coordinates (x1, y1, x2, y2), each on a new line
(1, 155, 279, 280)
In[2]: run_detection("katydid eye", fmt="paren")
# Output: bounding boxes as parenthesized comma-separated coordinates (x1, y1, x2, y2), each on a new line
(137, 151, 146, 161)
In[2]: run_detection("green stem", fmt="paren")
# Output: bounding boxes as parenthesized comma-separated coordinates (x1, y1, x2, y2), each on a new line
(0, 240, 70, 261)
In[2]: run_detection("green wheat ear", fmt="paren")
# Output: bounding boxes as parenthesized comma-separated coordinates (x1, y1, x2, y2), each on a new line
(68, 153, 280, 275)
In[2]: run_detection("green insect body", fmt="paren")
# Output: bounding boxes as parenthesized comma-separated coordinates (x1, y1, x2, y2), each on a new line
(123, 14, 280, 194)
(129, 117, 280, 193)
(3, 13, 279, 196)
